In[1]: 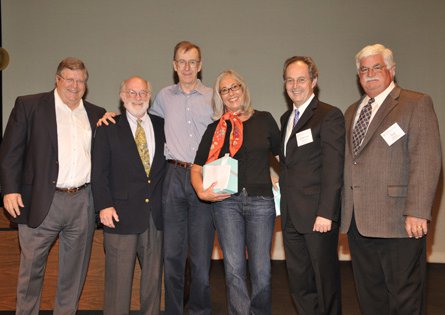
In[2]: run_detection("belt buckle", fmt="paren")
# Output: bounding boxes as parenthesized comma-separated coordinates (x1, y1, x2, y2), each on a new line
(56, 183, 87, 193)
(66, 187, 80, 193)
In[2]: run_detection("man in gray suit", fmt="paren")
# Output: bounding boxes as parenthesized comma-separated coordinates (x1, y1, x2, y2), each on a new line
(341, 44, 442, 314)
(0, 57, 105, 314)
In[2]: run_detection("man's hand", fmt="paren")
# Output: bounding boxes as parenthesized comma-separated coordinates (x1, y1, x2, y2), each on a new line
(99, 207, 119, 228)
(3, 193, 24, 218)
(313, 216, 332, 233)
(96, 112, 117, 127)
(405, 216, 427, 239)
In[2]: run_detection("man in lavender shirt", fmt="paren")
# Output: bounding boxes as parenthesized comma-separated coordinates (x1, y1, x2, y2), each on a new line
(150, 41, 214, 315)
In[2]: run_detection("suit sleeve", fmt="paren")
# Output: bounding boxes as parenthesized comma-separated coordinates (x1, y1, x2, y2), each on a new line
(405, 95, 442, 220)
(91, 125, 114, 212)
(318, 107, 345, 221)
(0, 97, 29, 194)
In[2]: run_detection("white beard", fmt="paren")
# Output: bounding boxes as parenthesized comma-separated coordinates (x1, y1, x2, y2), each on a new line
(124, 100, 149, 118)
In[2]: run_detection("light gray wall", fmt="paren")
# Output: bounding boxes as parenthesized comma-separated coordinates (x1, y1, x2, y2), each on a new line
(2, 0, 444, 261)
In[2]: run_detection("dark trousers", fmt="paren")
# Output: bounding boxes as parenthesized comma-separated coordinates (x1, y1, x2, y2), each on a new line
(283, 218, 341, 315)
(348, 216, 426, 315)
(163, 164, 215, 315)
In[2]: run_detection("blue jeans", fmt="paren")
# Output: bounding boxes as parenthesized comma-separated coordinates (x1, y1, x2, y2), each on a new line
(163, 164, 215, 315)
(213, 188, 276, 315)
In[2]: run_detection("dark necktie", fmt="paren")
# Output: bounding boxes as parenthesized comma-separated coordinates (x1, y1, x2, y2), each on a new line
(352, 98, 375, 155)
(135, 119, 151, 176)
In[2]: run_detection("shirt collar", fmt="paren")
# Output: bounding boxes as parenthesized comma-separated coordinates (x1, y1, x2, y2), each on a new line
(293, 93, 315, 116)
(172, 79, 206, 95)
(54, 89, 85, 112)
(368, 81, 396, 105)
(126, 110, 149, 124)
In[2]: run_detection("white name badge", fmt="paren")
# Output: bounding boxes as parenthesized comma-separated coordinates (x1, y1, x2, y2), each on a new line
(380, 123, 406, 146)
(296, 129, 313, 147)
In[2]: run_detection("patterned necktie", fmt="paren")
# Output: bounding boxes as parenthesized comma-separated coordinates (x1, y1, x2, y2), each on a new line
(293, 109, 300, 128)
(135, 119, 151, 176)
(352, 98, 375, 155)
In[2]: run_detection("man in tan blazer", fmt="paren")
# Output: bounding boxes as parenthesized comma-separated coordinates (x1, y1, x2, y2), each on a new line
(341, 43, 442, 314)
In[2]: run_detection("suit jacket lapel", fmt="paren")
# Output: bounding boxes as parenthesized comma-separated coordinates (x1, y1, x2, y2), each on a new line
(84, 102, 98, 137)
(285, 97, 317, 159)
(293, 99, 316, 134)
(41, 91, 58, 154)
(148, 114, 163, 175)
(116, 115, 147, 176)
(358, 86, 400, 153)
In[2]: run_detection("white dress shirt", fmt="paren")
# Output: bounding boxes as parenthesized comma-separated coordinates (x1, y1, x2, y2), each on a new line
(284, 93, 315, 157)
(54, 90, 92, 188)
(353, 81, 396, 128)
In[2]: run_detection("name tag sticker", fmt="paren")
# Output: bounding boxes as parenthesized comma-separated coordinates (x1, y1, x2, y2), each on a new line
(296, 129, 313, 147)
(380, 123, 405, 146)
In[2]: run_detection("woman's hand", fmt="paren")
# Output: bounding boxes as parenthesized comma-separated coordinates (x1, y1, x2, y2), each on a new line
(191, 164, 231, 202)
(271, 175, 279, 191)
(197, 182, 231, 202)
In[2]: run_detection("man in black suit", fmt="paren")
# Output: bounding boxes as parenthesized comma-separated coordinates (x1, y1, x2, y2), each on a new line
(279, 56, 345, 315)
(0, 57, 106, 314)
(92, 76, 166, 315)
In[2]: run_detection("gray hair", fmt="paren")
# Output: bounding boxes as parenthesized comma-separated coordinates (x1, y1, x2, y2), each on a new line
(355, 44, 396, 72)
(212, 70, 253, 120)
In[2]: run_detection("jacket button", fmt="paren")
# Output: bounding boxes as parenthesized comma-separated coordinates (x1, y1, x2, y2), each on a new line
(353, 161, 357, 165)
(148, 180, 151, 184)
(145, 198, 149, 203)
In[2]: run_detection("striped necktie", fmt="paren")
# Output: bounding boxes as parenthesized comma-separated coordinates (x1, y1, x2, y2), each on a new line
(293, 109, 300, 128)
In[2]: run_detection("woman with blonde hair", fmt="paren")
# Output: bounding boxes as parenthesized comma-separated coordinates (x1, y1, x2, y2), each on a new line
(191, 69, 280, 315)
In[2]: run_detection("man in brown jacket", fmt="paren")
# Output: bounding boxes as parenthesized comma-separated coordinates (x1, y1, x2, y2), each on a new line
(341, 43, 442, 314)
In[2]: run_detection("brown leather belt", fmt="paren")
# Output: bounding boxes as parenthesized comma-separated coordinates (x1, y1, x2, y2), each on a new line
(167, 159, 193, 168)
(55, 183, 89, 193)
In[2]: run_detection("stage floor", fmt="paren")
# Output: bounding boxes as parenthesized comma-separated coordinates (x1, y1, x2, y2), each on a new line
(1, 260, 444, 314)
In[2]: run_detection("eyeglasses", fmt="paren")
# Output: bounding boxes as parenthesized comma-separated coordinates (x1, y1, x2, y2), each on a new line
(58, 75, 86, 86)
(284, 77, 309, 86)
(359, 64, 386, 74)
(125, 90, 150, 98)
(175, 59, 200, 69)
(219, 83, 242, 95)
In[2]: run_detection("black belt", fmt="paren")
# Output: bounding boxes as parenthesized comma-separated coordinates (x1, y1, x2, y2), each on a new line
(55, 183, 89, 193)
(167, 159, 193, 168)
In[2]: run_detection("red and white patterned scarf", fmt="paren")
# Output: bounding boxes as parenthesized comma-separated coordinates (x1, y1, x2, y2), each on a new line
(206, 111, 243, 163)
